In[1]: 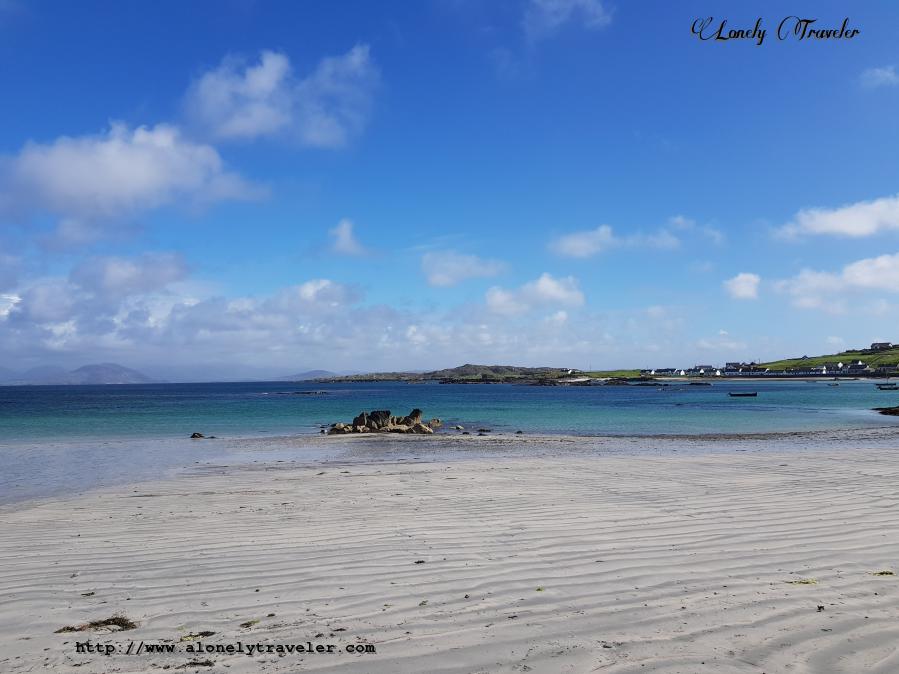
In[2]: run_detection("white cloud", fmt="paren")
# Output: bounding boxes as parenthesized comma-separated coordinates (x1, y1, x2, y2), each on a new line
(0, 122, 260, 224)
(550, 224, 679, 258)
(723, 272, 760, 300)
(550, 225, 615, 257)
(185, 45, 378, 147)
(545, 310, 568, 324)
(422, 251, 505, 287)
(775, 252, 899, 311)
(486, 272, 584, 315)
(669, 214, 724, 244)
(696, 335, 747, 353)
(861, 65, 899, 88)
(0, 293, 20, 318)
(842, 252, 899, 288)
(329, 219, 367, 256)
(71, 253, 188, 299)
(778, 194, 899, 238)
(524, 0, 612, 40)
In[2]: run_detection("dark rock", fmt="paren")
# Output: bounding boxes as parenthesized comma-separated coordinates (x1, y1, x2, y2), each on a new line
(326, 408, 441, 435)
(874, 406, 899, 416)
(190, 432, 205, 439)
(368, 410, 392, 430)
(403, 409, 423, 425)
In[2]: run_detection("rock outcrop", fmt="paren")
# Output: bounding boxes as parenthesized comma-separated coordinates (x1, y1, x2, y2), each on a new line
(328, 409, 441, 435)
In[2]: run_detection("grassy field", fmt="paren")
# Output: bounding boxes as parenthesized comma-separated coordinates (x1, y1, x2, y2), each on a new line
(761, 347, 899, 370)
(582, 370, 641, 378)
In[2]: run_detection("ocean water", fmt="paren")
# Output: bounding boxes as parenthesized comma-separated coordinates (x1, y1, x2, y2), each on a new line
(2, 379, 898, 440)
(1, 380, 898, 504)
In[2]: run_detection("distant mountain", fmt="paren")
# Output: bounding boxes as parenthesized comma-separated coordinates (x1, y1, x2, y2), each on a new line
(65, 364, 155, 385)
(278, 369, 337, 381)
(12, 366, 69, 384)
(0, 363, 155, 385)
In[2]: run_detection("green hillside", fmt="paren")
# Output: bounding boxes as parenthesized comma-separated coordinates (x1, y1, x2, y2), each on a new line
(582, 369, 641, 378)
(320, 364, 574, 382)
(762, 347, 899, 370)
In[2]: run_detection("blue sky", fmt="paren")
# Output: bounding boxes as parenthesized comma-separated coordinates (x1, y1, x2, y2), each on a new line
(1, 0, 898, 379)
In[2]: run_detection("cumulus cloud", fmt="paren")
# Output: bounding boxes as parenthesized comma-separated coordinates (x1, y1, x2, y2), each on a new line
(0, 123, 260, 222)
(524, 0, 612, 40)
(185, 45, 378, 147)
(329, 219, 367, 256)
(778, 194, 899, 238)
(0, 293, 18, 318)
(486, 273, 584, 315)
(861, 65, 899, 88)
(775, 252, 899, 311)
(70, 253, 188, 300)
(0, 259, 367, 368)
(421, 251, 505, 287)
(550, 224, 679, 258)
(723, 272, 760, 300)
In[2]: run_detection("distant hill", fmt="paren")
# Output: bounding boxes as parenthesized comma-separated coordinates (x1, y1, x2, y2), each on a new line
(761, 346, 899, 371)
(18, 365, 70, 384)
(319, 363, 574, 383)
(65, 364, 155, 384)
(278, 370, 337, 381)
(0, 363, 155, 385)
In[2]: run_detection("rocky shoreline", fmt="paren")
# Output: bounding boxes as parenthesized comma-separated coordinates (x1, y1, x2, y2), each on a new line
(326, 408, 443, 435)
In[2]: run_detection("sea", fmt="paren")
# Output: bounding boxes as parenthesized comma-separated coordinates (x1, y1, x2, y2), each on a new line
(1, 379, 898, 505)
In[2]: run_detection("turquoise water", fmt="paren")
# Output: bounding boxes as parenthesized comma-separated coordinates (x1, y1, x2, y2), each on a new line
(1, 379, 897, 442)
(2, 380, 898, 505)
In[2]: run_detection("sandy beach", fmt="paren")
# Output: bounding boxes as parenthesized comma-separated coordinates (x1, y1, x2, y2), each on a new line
(3, 440, 899, 673)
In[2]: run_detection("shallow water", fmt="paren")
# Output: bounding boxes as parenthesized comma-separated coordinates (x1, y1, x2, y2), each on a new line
(2, 380, 898, 505)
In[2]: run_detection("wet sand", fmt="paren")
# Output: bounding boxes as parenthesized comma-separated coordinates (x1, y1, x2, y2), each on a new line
(2, 439, 899, 673)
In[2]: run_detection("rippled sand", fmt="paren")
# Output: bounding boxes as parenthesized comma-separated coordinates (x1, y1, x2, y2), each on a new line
(2, 444, 899, 672)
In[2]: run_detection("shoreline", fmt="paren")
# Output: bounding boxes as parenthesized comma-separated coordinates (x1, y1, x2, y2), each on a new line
(3, 445, 899, 672)
(4, 425, 899, 510)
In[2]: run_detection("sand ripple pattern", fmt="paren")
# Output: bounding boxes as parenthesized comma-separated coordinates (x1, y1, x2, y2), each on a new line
(2, 448, 899, 672)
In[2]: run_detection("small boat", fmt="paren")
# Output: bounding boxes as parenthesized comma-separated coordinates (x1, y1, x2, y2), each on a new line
(877, 384, 899, 391)
(729, 392, 758, 397)
(827, 383, 839, 387)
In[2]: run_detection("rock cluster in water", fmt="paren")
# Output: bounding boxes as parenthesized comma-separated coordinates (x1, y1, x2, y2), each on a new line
(327, 408, 442, 435)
